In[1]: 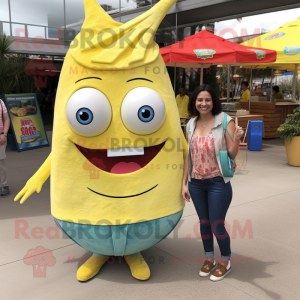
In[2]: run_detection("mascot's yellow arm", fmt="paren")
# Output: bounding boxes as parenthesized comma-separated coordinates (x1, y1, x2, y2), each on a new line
(14, 134, 185, 205)
(14, 153, 52, 204)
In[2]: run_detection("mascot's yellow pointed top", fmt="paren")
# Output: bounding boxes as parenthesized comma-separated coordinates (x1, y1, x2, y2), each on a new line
(70, 0, 177, 70)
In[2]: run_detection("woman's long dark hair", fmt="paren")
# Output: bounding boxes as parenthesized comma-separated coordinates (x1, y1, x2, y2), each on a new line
(188, 84, 222, 117)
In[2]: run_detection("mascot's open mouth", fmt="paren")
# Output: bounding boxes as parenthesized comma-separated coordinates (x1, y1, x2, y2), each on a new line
(76, 142, 165, 174)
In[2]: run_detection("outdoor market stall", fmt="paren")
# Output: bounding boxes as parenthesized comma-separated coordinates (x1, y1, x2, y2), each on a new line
(160, 29, 277, 136)
(160, 29, 276, 89)
(240, 19, 300, 137)
(242, 19, 300, 98)
(239, 101, 299, 138)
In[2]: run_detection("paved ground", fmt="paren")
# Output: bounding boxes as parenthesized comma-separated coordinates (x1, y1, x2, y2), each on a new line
(1, 134, 299, 300)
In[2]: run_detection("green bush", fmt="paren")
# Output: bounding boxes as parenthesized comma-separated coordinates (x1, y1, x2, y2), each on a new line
(0, 56, 34, 94)
(0, 34, 13, 56)
(277, 107, 300, 141)
(0, 34, 34, 95)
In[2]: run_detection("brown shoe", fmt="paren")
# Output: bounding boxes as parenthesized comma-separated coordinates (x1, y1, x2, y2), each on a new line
(210, 263, 231, 281)
(199, 260, 216, 277)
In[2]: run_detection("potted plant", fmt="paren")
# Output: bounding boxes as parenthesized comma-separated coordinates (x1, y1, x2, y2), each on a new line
(277, 107, 300, 166)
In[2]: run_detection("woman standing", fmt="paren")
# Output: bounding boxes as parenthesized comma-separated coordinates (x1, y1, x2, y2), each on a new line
(182, 84, 244, 281)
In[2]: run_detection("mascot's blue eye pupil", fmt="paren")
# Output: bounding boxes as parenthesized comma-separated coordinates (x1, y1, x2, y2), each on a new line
(80, 112, 89, 121)
(76, 108, 93, 125)
(138, 106, 154, 122)
(141, 109, 150, 119)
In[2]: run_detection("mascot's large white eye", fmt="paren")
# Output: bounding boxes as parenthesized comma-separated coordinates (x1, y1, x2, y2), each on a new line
(66, 88, 112, 137)
(121, 87, 166, 135)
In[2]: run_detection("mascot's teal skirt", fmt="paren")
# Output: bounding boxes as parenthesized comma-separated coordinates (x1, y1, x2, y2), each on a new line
(54, 210, 182, 256)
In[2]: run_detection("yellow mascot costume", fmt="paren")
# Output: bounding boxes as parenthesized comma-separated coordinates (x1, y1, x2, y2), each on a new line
(15, 0, 187, 281)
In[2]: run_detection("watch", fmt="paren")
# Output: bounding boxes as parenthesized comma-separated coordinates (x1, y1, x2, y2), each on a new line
(1, 132, 7, 137)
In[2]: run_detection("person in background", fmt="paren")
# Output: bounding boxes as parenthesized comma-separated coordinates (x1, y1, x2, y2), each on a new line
(44, 90, 52, 121)
(272, 86, 284, 102)
(176, 87, 190, 119)
(36, 88, 45, 117)
(240, 81, 250, 102)
(51, 88, 57, 110)
(0, 98, 10, 196)
(221, 89, 226, 98)
(176, 87, 190, 133)
(225, 83, 233, 98)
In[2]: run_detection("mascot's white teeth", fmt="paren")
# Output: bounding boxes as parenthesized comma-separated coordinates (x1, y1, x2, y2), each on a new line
(76, 142, 165, 174)
(107, 147, 144, 157)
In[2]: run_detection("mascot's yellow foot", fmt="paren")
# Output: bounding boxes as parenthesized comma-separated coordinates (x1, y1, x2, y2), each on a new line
(124, 255, 150, 281)
(77, 256, 108, 282)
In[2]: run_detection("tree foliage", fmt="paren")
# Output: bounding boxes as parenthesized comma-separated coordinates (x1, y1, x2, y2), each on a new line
(0, 55, 34, 95)
(0, 34, 13, 56)
(0, 34, 34, 96)
(187, 66, 220, 96)
(278, 76, 300, 99)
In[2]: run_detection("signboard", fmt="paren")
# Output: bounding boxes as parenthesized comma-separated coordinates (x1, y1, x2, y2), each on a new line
(3, 93, 49, 151)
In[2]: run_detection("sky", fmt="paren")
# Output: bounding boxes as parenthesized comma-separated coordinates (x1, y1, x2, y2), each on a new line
(214, 7, 300, 39)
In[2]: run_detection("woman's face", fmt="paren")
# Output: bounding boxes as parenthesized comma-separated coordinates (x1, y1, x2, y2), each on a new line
(195, 91, 213, 115)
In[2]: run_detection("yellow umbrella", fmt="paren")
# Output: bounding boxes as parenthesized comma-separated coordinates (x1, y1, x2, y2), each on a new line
(242, 19, 300, 67)
(242, 19, 300, 101)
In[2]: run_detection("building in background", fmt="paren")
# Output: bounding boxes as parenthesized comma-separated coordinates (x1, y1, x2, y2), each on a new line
(1, 0, 300, 98)
(1, 0, 300, 57)
(100, 4, 113, 11)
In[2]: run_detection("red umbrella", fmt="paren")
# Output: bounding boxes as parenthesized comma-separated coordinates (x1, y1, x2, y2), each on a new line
(160, 30, 276, 65)
(160, 30, 277, 104)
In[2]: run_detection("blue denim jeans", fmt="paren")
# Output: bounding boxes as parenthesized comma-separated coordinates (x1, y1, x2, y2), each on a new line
(188, 177, 232, 262)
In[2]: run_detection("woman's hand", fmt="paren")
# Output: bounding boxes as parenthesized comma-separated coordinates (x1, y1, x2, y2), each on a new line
(182, 185, 190, 202)
(0, 134, 7, 145)
(234, 118, 244, 141)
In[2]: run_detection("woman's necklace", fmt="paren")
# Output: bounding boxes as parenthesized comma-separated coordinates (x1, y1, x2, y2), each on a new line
(200, 122, 208, 129)
(199, 117, 213, 130)
(200, 122, 208, 130)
